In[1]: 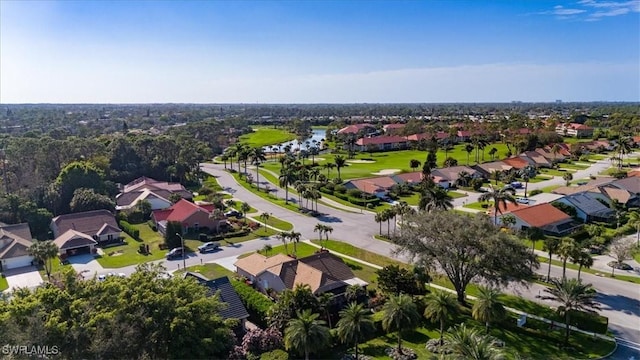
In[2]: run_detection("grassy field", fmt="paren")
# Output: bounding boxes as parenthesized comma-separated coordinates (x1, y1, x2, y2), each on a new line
(176, 263, 234, 280)
(0, 276, 8, 291)
(250, 214, 294, 231)
(239, 127, 296, 147)
(539, 184, 562, 193)
(97, 225, 167, 268)
(230, 171, 304, 214)
(262, 142, 512, 181)
(537, 256, 640, 284)
(311, 239, 405, 268)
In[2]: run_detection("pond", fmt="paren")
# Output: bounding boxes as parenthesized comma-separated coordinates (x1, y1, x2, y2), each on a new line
(264, 128, 326, 152)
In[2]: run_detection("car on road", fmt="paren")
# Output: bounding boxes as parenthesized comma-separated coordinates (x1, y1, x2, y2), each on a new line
(197, 241, 220, 253)
(224, 210, 242, 218)
(166, 247, 184, 260)
(515, 197, 530, 204)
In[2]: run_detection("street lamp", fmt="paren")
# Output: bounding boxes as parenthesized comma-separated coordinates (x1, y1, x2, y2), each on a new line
(175, 233, 186, 270)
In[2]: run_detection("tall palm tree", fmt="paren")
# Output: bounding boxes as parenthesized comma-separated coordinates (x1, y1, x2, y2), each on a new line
(279, 167, 296, 204)
(465, 144, 475, 165)
(375, 212, 384, 236)
(284, 310, 331, 360)
(521, 173, 530, 198)
(276, 232, 289, 256)
(28, 241, 59, 281)
(613, 137, 632, 169)
(478, 185, 517, 225)
(336, 302, 375, 360)
(488, 147, 498, 161)
(324, 162, 336, 177)
(540, 278, 600, 346)
(456, 171, 472, 188)
(323, 225, 333, 248)
(289, 231, 302, 257)
(381, 208, 396, 238)
(543, 237, 561, 281)
(381, 294, 421, 355)
(472, 286, 506, 333)
(570, 248, 594, 281)
(250, 147, 267, 191)
(334, 155, 346, 181)
(393, 201, 412, 235)
(418, 186, 453, 212)
(313, 223, 325, 248)
(423, 290, 457, 345)
(558, 237, 576, 280)
(445, 323, 507, 360)
(317, 292, 334, 328)
(209, 208, 225, 234)
(259, 212, 270, 234)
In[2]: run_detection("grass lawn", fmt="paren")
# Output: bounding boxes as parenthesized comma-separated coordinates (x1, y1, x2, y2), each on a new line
(311, 239, 405, 268)
(537, 256, 640, 285)
(540, 184, 562, 193)
(558, 162, 589, 170)
(176, 263, 234, 279)
(239, 127, 296, 147)
(262, 143, 512, 181)
(97, 226, 168, 268)
(634, 248, 640, 263)
(0, 276, 8, 291)
(464, 201, 491, 211)
(539, 168, 574, 177)
(230, 171, 305, 214)
(250, 214, 294, 231)
(37, 258, 75, 279)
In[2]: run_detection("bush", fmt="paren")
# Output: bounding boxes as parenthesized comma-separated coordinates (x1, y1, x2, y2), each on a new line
(260, 350, 289, 360)
(225, 229, 251, 238)
(119, 220, 140, 240)
(319, 187, 334, 195)
(231, 280, 273, 327)
(529, 189, 543, 196)
(334, 192, 348, 201)
(324, 182, 335, 191)
(199, 233, 208, 241)
(147, 220, 157, 232)
(126, 210, 145, 224)
(568, 309, 608, 334)
(199, 186, 214, 196)
(348, 197, 380, 207)
(347, 189, 362, 198)
(335, 185, 347, 194)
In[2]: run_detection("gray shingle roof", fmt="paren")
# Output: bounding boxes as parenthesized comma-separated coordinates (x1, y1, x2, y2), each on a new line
(185, 273, 249, 320)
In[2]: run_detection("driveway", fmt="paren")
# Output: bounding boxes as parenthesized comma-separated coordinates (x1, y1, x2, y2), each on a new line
(68, 254, 105, 277)
(3, 266, 43, 291)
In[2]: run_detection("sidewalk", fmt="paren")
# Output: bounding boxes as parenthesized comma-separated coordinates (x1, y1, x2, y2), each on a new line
(534, 249, 640, 278)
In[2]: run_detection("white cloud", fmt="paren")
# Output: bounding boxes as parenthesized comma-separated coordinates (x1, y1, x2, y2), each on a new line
(552, 5, 588, 15)
(538, 0, 639, 20)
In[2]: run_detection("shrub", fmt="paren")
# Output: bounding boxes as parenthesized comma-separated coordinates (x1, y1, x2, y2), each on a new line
(334, 192, 348, 201)
(147, 220, 157, 232)
(126, 210, 145, 224)
(119, 220, 140, 240)
(260, 350, 289, 360)
(529, 189, 543, 196)
(319, 187, 334, 195)
(347, 189, 362, 198)
(231, 280, 273, 327)
(334, 185, 347, 194)
(241, 327, 284, 356)
(324, 182, 335, 191)
(199, 233, 208, 241)
(568, 309, 608, 334)
(199, 186, 214, 196)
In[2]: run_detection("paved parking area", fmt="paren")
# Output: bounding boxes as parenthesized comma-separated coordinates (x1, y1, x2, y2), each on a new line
(68, 254, 105, 276)
(3, 266, 43, 291)
(213, 255, 240, 272)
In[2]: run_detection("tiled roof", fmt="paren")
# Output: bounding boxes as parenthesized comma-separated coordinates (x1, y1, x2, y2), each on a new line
(501, 157, 530, 169)
(123, 177, 189, 194)
(600, 187, 631, 204)
(611, 177, 640, 194)
(490, 202, 526, 216)
(356, 135, 408, 146)
(0, 223, 33, 260)
(510, 203, 572, 228)
(234, 253, 294, 277)
(347, 176, 398, 194)
(53, 230, 98, 250)
(337, 124, 374, 134)
(431, 166, 479, 182)
(522, 151, 551, 165)
(299, 252, 356, 281)
(184, 274, 250, 320)
(393, 172, 423, 184)
(151, 199, 214, 223)
(383, 123, 405, 130)
(475, 161, 513, 173)
(52, 210, 119, 238)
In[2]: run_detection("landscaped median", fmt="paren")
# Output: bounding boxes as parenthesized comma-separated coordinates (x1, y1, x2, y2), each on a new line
(249, 214, 293, 231)
(537, 256, 640, 285)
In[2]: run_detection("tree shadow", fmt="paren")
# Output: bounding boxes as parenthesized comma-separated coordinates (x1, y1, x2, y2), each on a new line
(596, 293, 640, 317)
(317, 214, 343, 223)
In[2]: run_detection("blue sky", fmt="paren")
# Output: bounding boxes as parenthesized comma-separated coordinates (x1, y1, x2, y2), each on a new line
(1, 0, 638, 103)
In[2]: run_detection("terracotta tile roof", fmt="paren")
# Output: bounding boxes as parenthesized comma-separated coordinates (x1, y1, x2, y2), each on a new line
(568, 123, 593, 130)
(522, 151, 551, 166)
(348, 176, 398, 194)
(123, 176, 190, 194)
(431, 166, 479, 182)
(510, 203, 572, 228)
(356, 135, 408, 146)
(0, 223, 33, 260)
(52, 210, 119, 238)
(151, 199, 214, 223)
(393, 172, 423, 184)
(502, 157, 530, 169)
(53, 229, 97, 250)
(337, 124, 374, 135)
(600, 187, 631, 204)
(627, 171, 640, 178)
(234, 253, 294, 277)
(383, 123, 406, 130)
(489, 202, 526, 216)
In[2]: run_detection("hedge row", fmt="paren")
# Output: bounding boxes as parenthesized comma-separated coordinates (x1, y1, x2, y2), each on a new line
(568, 309, 608, 334)
(210, 229, 251, 241)
(119, 220, 140, 240)
(322, 188, 381, 207)
(231, 279, 272, 327)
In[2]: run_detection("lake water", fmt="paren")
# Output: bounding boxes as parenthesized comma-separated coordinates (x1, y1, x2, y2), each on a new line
(264, 128, 326, 152)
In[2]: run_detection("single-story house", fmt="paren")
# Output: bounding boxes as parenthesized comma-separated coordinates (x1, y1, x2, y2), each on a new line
(337, 124, 375, 135)
(406, 132, 451, 142)
(535, 147, 566, 163)
(234, 252, 367, 296)
(599, 177, 640, 207)
(53, 229, 98, 256)
(355, 135, 408, 151)
(431, 165, 482, 184)
(501, 157, 531, 170)
(555, 123, 594, 138)
(152, 199, 220, 235)
(184, 272, 250, 329)
(0, 223, 35, 271)
(382, 123, 406, 134)
(555, 192, 615, 223)
(51, 210, 122, 244)
(501, 203, 582, 236)
(473, 161, 514, 179)
(344, 171, 450, 197)
(526, 193, 565, 205)
(117, 177, 193, 211)
(521, 151, 553, 168)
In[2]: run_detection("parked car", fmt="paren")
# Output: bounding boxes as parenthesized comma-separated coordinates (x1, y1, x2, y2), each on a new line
(515, 197, 530, 204)
(197, 241, 220, 253)
(224, 210, 242, 218)
(166, 247, 184, 260)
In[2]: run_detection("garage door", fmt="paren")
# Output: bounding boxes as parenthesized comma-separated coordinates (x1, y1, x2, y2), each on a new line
(2, 256, 33, 270)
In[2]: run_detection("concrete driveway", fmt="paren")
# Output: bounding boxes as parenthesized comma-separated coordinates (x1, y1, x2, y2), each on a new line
(3, 266, 43, 291)
(68, 254, 105, 277)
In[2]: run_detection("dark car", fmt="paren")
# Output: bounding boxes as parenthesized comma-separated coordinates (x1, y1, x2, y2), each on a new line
(197, 242, 220, 253)
(224, 210, 242, 218)
(166, 247, 184, 260)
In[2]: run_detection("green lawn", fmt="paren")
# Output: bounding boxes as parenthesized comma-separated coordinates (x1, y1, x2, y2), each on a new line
(464, 201, 491, 211)
(537, 256, 640, 285)
(539, 168, 574, 177)
(176, 263, 234, 280)
(38, 258, 74, 279)
(230, 171, 305, 214)
(539, 184, 562, 193)
(558, 162, 589, 170)
(0, 276, 8, 291)
(311, 239, 405, 268)
(262, 143, 512, 181)
(97, 226, 168, 268)
(250, 214, 294, 231)
(239, 127, 296, 147)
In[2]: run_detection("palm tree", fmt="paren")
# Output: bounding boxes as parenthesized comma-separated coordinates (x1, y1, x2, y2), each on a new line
(250, 147, 267, 191)
(209, 208, 225, 234)
(314, 223, 325, 248)
(381, 208, 396, 238)
(521, 173, 530, 198)
(259, 212, 270, 234)
(224, 199, 236, 209)
(472, 286, 506, 333)
(289, 231, 302, 257)
(409, 159, 421, 172)
(478, 185, 517, 225)
(570, 248, 594, 281)
(238, 144, 252, 177)
(284, 310, 331, 360)
(445, 323, 507, 360)
(543, 237, 561, 281)
(240, 202, 251, 223)
(336, 302, 375, 360)
(323, 225, 333, 248)
(381, 294, 421, 355)
(276, 232, 289, 255)
(558, 237, 576, 280)
(562, 172, 573, 186)
(262, 244, 272, 256)
(465, 144, 474, 165)
(28, 241, 59, 280)
(456, 171, 472, 188)
(324, 162, 336, 177)
(279, 167, 296, 204)
(317, 292, 334, 328)
(488, 147, 498, 161)
(613, 137, 632, 169)
(375, 212, 384, 236)
(393, 201, 412, 235)
(540, 278, 600, 346)
(419, 186, 453, 212)
(423, 290, 457, 345)
(334, 155, 346, 181)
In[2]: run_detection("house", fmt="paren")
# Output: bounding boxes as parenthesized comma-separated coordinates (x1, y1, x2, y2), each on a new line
(535, 147, 566, 163)
(355, 135, 408, 151)
(555, 123, 594, 138)
(152, 199, 219, 235)
(51, 210, 121, 244)
(184, 273, 250, 328)
(406, 132, 450, 142)
(53, 230, 98, 256)
(526, 192, 565, 205)
(117, 177, 193, 211)
(382, 123, 406, 135)
(431, 165, 482, 185)
(501, 203, 582, 236)
(337, 124, 375, 135)
(344, 176, 399, 198)
(555, 192, 615, 223)
(600, 177, 640, 207)
(521, 151, 553, 168)
(473, 161, 514, 179)
(0, 223, 35, 271)
(501, 156, 532, 170)
(234, 252, 367, 296)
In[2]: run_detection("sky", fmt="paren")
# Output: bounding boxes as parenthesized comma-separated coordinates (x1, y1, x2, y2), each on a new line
(1, 0, 639, 103)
